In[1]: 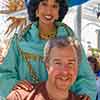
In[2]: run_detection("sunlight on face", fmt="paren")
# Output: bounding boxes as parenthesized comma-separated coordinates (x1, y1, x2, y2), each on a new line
(47, 46, 78, 91)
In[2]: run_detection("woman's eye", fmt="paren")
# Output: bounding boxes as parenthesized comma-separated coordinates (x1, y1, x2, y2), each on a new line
(52, 4, 58, 8)
(41, 2, 47, 6)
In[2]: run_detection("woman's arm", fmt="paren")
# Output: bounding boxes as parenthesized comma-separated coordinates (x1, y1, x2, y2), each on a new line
(6, 80, 33, 100)
(0, 35, 20, 97)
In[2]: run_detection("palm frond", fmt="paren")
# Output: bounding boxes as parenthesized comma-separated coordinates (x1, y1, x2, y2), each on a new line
(0, 0, 25, 14)
(4, 16, 27, 36)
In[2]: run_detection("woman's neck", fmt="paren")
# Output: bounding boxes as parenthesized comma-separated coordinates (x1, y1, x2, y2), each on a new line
(46, 81, 69, 100)
(38, 21, 56, 34)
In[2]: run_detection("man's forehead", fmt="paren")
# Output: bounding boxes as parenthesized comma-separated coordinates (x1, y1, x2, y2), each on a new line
(51, 46, 76, 52)
(52, 48, 76, 55)
(50, 46, 77, 59)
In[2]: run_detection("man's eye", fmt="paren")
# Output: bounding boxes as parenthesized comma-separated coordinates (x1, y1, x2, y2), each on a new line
(68, 63, 74, 68)
(55, 62, 61, 65)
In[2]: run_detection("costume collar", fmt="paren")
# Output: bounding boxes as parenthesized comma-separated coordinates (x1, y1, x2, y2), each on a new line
(29, 21, 69, 41)
(18, 21, 70, 55)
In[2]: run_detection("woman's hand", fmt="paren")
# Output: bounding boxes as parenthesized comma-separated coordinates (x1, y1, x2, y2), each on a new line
(7, 80, 34, 100)
(80, 95, 90, 100)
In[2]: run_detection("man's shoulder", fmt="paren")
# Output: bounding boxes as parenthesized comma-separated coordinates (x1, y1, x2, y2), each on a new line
(69, 91, 90, 100)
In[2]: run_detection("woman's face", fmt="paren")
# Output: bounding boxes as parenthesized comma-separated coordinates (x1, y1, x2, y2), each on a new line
(36, 0, 60, 25)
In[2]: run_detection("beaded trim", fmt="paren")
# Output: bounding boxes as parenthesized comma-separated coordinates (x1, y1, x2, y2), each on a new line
(39, 29, 57, 40)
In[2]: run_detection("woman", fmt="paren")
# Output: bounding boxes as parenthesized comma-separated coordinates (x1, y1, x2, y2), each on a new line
(0, 0, 96, 100)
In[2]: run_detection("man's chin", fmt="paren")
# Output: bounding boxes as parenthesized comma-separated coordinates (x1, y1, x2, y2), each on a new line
(56, 86, 69, 91)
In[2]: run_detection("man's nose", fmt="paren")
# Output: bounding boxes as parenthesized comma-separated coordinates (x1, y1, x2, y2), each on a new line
(63, 64, 69, 69)
(61, 65, 69, 72)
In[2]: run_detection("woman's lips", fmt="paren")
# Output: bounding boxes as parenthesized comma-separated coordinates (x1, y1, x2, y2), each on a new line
(44, 15, 53, 20)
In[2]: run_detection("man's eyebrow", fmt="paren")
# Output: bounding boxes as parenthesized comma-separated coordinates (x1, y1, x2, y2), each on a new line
(53, 59, 76, 62)
(68, 59, 76, 62)
(68, 58, 76, 61)
(53, 59, 60, 61)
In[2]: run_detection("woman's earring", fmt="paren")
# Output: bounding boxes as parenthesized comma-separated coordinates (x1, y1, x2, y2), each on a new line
(36, 11, 39, 17)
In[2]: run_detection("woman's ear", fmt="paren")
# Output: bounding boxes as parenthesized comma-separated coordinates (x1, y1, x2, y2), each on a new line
(36, 10, 39, 17)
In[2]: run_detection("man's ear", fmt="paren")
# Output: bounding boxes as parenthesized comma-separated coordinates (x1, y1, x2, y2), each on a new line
(45, 63, 49, 71)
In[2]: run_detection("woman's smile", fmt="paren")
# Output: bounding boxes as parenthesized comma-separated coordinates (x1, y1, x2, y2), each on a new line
(44, 15, 53, 21)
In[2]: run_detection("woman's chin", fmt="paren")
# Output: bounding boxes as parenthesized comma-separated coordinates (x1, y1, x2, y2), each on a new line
(40, 19, 54, 25)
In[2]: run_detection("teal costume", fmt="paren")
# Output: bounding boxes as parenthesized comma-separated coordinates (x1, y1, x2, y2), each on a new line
(0, 22, 96, 100)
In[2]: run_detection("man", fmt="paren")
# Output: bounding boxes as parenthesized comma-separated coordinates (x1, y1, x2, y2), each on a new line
(7, 36, 90, 100)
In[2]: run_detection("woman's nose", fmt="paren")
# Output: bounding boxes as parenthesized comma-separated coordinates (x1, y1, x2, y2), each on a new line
(46, 6, 52, 14)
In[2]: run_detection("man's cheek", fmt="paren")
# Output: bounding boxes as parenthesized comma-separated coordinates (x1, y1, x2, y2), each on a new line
(73, 68, 78, 78)
(51, 68, 61, 76)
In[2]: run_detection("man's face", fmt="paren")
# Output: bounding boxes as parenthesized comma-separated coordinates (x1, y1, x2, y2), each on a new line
(46, 46, 78, 91)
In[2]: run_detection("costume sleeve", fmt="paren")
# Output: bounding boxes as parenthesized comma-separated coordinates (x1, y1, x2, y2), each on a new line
(71, 48, 97, 100)
(0, 35, 19, 98)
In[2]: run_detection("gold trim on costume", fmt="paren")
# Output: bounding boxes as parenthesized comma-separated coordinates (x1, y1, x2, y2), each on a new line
(19, 49, 43, 83)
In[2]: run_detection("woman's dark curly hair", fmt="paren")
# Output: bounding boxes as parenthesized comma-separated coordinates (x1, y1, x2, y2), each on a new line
(25, 0, 68, 22)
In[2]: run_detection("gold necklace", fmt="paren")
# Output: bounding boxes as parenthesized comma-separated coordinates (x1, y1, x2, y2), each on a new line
(39, 29, 57, 40)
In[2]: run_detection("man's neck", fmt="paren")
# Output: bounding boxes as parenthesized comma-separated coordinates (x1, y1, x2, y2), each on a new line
(46, 81, 69, 100)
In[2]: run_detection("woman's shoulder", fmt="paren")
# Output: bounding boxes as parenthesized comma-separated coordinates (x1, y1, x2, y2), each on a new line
(17, 21, 39, 41)
(18, 23, 32, 40)
(56, 21, 72, 29)
(56, 21, 75, 37)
